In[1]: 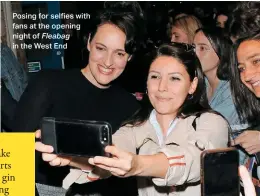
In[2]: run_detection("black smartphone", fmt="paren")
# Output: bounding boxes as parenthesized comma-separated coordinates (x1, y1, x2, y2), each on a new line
(40, 117, 112, 157)
(201, 148, 240, 196)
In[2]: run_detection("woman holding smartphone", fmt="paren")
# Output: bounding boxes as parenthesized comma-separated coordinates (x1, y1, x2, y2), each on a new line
(37, 43, 230, 196)
(230, 33, 260, 194)
(13, 2, 145, 196)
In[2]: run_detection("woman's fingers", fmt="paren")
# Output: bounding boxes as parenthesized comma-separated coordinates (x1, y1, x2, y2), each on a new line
(109, 167, 127, 176)
(89, 157, 128, 177)
(91, 160, 113, 171)
(41, 153, 71, 166)
(35, 129, 53, 153)
(234, 133, 246, 144)
(35, 129, 41, 139)
(94, 155, 131, 170)
(35, 141, 54, 153)
(235, 131, 260, 147)
(92, 156, 116, 167)
(88, 157, 110, 170)
(42, 153, 58, 162)
(35, 130, 71, 167)
(59, 156, 72, 166)
(49, 157, 62, 166)
(105, 145, 125, 158)
(88, 146, 136, 178)
(88, 158, 95, 166)
(89, 155, 125, 170)
(244, 144, 260, 154)
(245, 146, 256, 154)
(241, 142, 253, 149)
(239, 165, 256, 196)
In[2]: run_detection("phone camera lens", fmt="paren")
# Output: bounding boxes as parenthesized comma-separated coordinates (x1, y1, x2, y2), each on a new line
(101, 126, 109, 142)
(102, 126, 108, 132)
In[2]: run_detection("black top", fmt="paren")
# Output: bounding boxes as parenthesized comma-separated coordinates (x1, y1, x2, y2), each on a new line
(12, 69, 140, 195)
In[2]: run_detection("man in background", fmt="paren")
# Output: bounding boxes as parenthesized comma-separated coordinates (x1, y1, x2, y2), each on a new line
(1, 16, 28, 131)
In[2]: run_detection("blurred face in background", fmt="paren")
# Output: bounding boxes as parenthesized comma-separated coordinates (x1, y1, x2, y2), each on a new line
(170, 15, 202, 45)
(216, 14, 228, 28)
(237, 40, 260, 98)
(85, 23, 130, 88)
(194, 31, 219, 75)
(171, 26, 189, 44)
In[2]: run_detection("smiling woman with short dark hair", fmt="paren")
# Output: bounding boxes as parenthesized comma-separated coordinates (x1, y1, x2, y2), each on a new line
(12, 2, 145, 196)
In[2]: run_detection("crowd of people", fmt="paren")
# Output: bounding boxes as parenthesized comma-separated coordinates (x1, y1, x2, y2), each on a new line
(1, 1, 260, 196)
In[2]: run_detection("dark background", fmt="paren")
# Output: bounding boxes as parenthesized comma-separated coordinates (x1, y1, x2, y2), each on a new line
(47, 1, 237, 93)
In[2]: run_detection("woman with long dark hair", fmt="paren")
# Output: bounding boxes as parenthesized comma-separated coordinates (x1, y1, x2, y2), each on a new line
(36, 43, 229, 196)
(230, 33, 260, 194)
(230, 33, 260, 128)
(193, 27, 246, 132)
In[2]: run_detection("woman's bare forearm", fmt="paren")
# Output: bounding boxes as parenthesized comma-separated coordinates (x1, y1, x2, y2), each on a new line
(135, 153, 169, 178)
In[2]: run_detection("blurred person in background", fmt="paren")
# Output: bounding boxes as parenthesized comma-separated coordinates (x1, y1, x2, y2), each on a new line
(1, 15, 28, 132)
(215, 10, 228, 29)
(226, 1, 260, 43)
(1, 16, 28, 102)
(193, 27, 248, 165)
(168, 14, 202, 44)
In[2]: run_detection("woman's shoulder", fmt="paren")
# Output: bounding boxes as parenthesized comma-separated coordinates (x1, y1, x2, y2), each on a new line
(109, 85, 141, 108)
(120, 120, 151, 132)
(194, 112, 229, 132)
(198, 112, 227, 122)
(110, 84, 136, 98)
(32, 69, 82, 85)
(184, 112, 228, 127)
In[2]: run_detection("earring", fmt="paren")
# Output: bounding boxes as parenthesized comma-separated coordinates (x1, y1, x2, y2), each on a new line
(146, 89, 148, 94)
(188, 94, 193, 100)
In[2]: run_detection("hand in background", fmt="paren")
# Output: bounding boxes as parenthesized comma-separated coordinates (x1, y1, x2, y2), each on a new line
(35, 130, 72, 166)
(234, 130, 260, 154)
(239, 165, 256, 196)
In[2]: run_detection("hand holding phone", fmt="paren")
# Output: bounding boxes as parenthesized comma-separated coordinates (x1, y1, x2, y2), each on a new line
(40, 117, 112, 157)
(201, 148, 240, 196)
(35, 129, 72, 166)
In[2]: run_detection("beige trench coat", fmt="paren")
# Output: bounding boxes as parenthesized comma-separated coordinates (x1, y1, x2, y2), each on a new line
(63, 113, 229, 196)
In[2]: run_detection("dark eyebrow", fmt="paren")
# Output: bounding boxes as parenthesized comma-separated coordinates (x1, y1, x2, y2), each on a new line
(149, 71, 183, 76)
(96, 42, 125, 52)
(238, 53, 260, 65)
(149, 71, 160, 74)
(246, 53, 260, 60)
(169, 72, 183, 76)
(196, 43, 209, 47)
(115, 49, 126, 53)
(96, 42, 107, 48)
